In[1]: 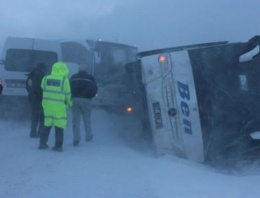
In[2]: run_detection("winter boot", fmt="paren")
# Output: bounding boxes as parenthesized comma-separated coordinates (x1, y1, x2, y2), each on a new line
(52, 146, 63, 152)
(38, 144, 49, 150)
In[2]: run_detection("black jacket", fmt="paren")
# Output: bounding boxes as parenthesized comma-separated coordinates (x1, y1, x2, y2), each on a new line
(26, 67, 46, 102)
(70, 70, 98, 99)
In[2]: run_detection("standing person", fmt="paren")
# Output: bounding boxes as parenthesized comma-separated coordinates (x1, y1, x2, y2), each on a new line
(26, 63, 46, 138)
(70, 64, 98, 146)
(38, 62, 72, 152)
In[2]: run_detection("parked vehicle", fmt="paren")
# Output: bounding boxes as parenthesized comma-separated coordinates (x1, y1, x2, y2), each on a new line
(60, 39, 140, 112)
(0, 37, 62, 118)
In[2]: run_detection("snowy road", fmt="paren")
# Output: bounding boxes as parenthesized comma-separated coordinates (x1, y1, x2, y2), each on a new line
(1, 108, 260, 198)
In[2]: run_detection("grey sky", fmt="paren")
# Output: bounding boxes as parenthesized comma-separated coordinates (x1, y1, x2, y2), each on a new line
(1, 0, 260, 51)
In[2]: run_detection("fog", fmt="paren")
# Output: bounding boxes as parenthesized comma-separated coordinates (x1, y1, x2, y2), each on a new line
(1, 1, 260, 197)
(1, 0, 259, 51)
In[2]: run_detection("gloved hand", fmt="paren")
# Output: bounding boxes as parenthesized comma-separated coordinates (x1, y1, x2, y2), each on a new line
(65, 99, 73, 108)
(68, 100, 73, 108)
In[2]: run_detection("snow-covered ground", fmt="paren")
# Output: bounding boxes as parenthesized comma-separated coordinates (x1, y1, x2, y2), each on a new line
(1, 107, 260, 198)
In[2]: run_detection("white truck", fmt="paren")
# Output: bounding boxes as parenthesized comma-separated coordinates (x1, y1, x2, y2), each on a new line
(128, 35, 260, 166)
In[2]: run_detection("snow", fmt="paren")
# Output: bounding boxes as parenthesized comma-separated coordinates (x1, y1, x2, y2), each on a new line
(1, 107, 260, 198)
(1, 0, 260, 197)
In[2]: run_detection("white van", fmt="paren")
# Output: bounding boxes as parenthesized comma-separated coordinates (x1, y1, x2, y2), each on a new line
(0, 37, 62, 118)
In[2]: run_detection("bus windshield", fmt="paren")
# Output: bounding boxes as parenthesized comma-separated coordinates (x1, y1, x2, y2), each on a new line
(93, 41, 138, 85)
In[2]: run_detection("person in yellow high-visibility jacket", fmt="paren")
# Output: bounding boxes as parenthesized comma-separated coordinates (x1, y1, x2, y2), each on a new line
(38, 62, 72, 152)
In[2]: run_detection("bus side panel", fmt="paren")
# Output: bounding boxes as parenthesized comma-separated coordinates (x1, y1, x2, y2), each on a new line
(171, 51, 204, 162)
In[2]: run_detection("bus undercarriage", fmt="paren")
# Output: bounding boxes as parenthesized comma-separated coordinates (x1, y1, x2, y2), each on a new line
(132, 35, 260, 168)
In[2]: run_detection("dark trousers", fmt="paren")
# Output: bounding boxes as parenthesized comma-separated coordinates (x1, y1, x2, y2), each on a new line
(29, 99, 44, 137)
(40, 126, 64, 148)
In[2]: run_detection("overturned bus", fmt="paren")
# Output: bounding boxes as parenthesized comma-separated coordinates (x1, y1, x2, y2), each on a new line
(129, 35, 260, 167)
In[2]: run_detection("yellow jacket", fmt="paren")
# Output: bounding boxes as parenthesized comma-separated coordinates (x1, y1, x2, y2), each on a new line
(41, 62, 72, 128)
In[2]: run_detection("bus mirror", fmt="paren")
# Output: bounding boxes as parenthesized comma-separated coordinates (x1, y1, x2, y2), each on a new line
(0, 59, 4, 65)
(125, 60, 141, 73)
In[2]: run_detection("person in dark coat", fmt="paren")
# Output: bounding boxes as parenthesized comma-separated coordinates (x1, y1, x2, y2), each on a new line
(26, 63, 46, 138)
(70, 64, 98, 146)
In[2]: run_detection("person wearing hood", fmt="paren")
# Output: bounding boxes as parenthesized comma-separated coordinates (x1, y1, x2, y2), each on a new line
(38, 62, 72, 152)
